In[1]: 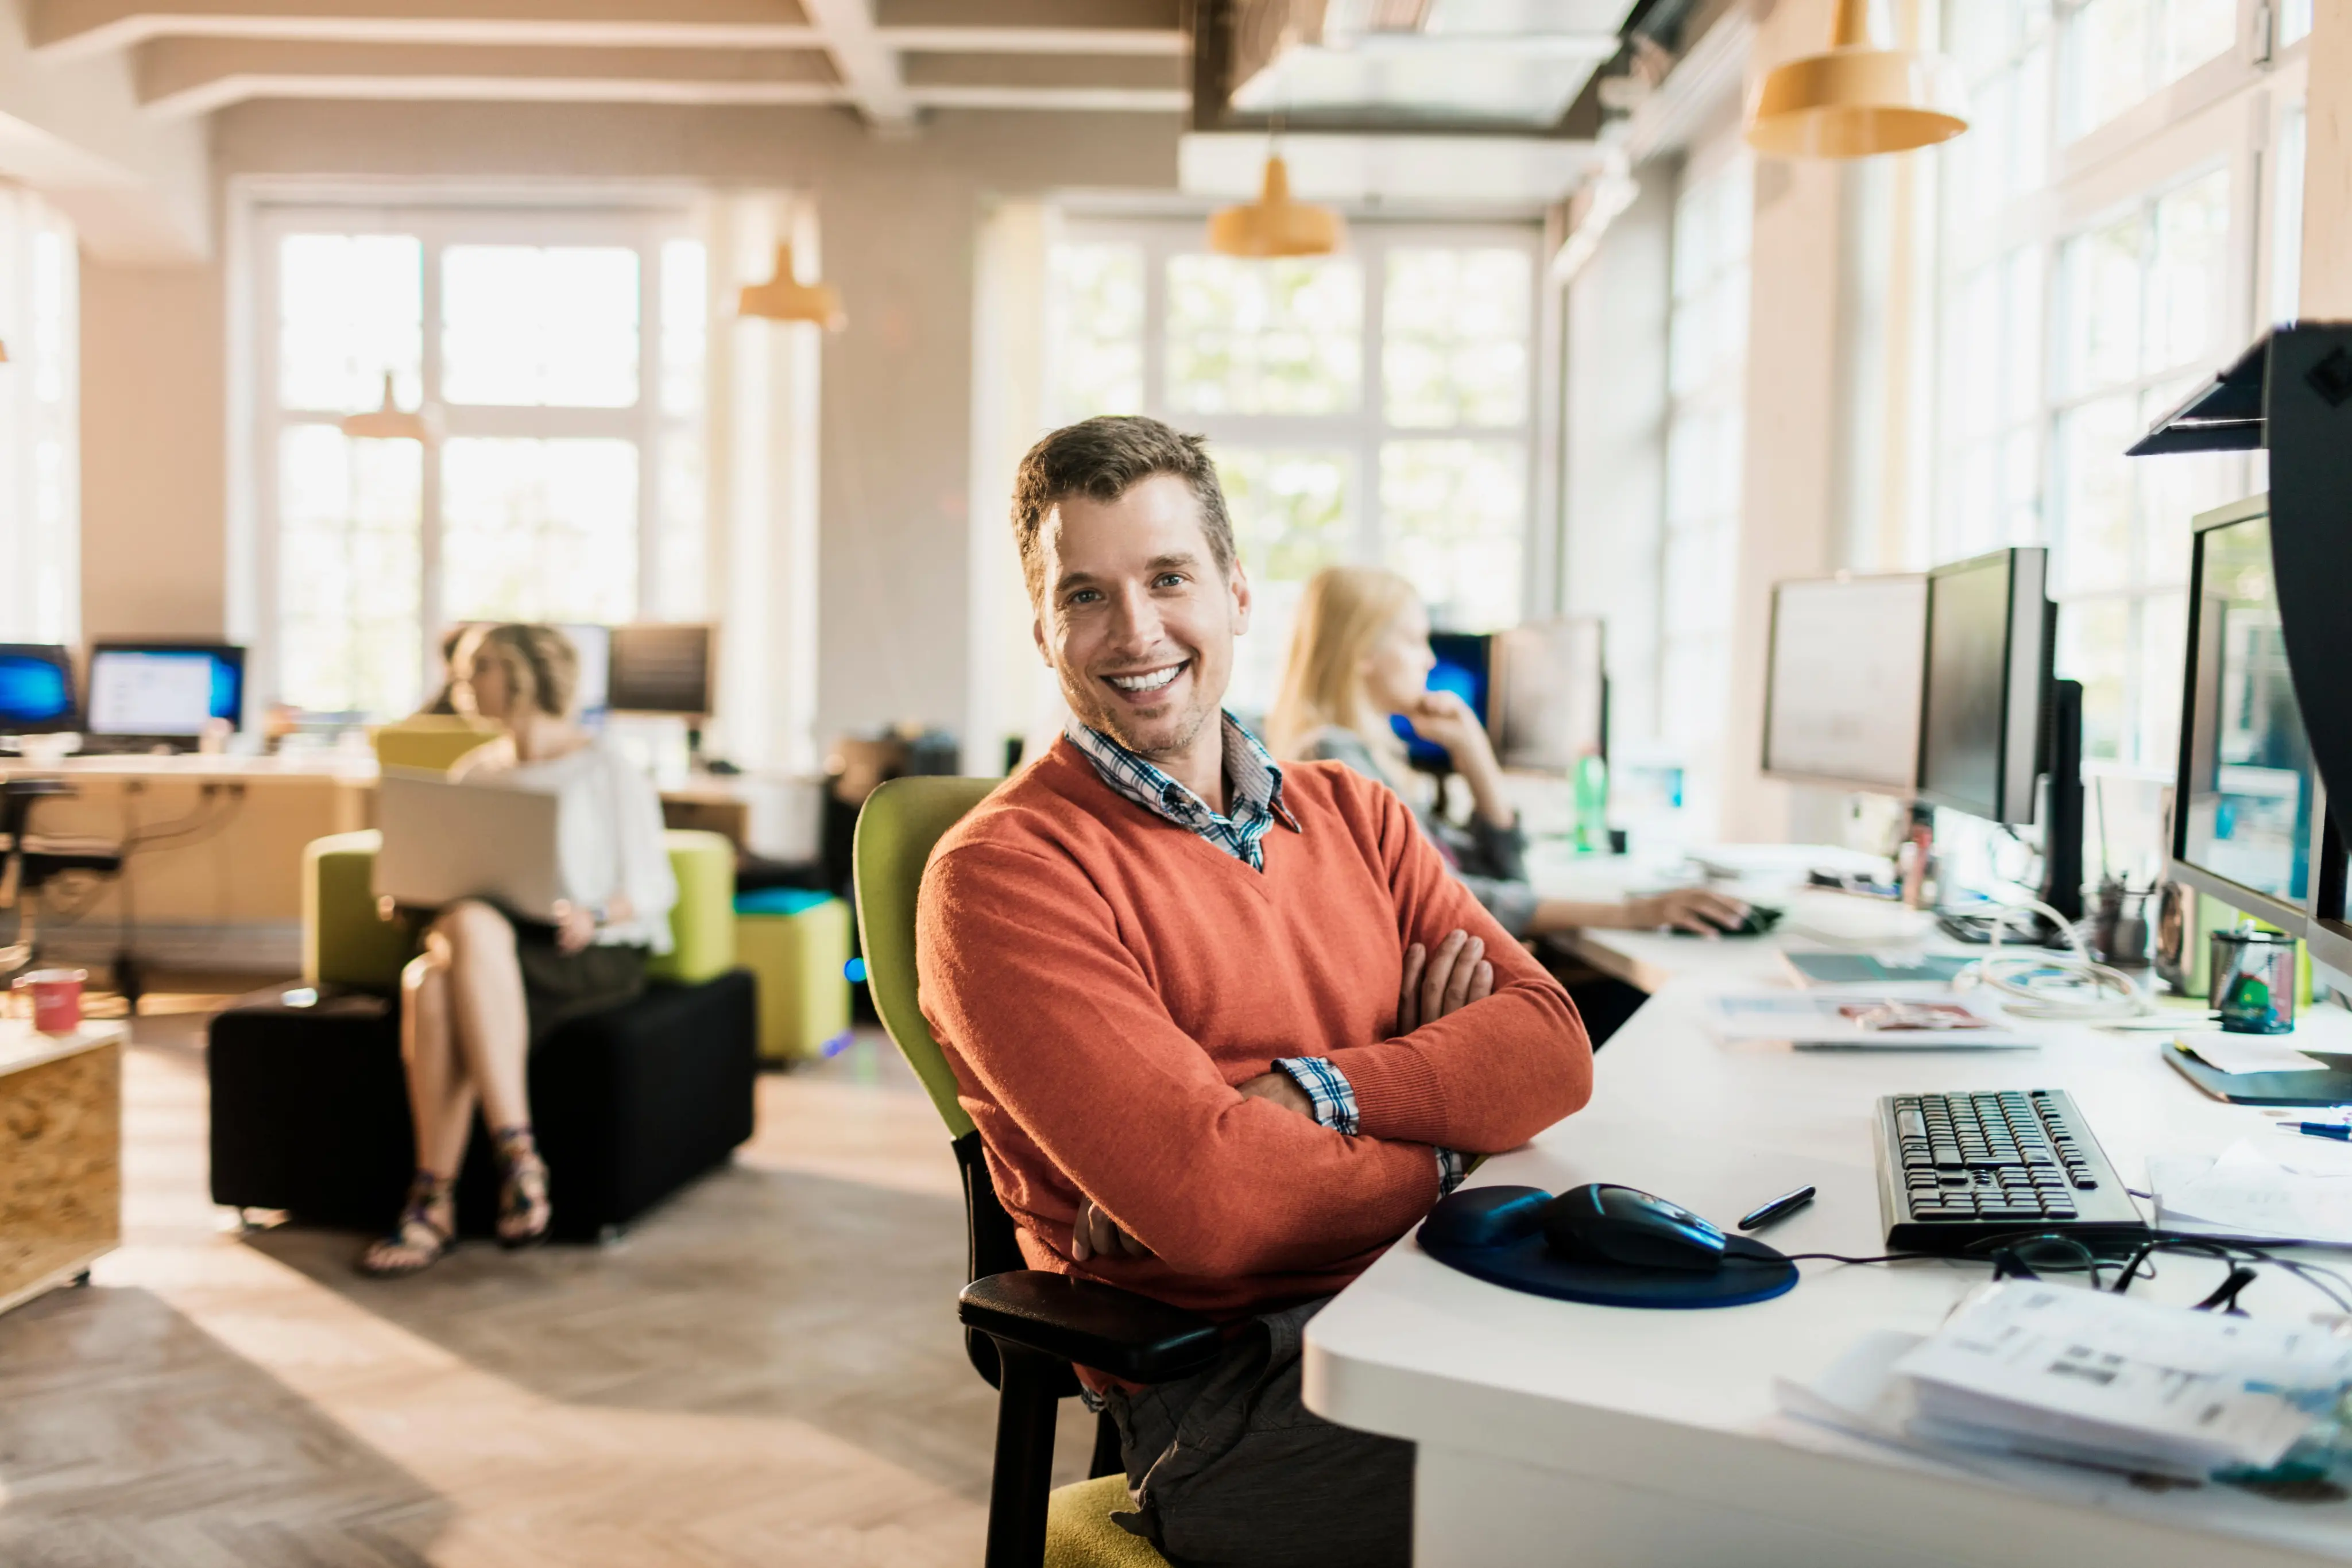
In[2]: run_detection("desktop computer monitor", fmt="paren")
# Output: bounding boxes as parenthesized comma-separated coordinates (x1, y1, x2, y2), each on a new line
(84, 643, 245, 743)
(0, 645, 78, 734)
(1395, 632, 1492, 769)
(558, 623, 612, 715)
(1761, 573, 1926, 795)
(1917, 548, 2052, 826)
(2168, 497, 2319, 930)
(608, 624, 714, 716)
(1491, 618, 1606, 772)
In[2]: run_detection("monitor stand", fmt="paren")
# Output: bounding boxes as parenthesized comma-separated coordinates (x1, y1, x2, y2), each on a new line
(2039, 677, 2085, 924)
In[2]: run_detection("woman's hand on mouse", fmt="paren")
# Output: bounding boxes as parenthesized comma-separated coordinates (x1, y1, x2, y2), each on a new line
(1622, 888, 1749, 935)
(1070, 1196, 1154, 1264)
(1398, 929, 1495, 1033)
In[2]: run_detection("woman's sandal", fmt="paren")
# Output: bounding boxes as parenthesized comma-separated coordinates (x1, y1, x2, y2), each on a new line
(357, 1175, 456, 1278)
(495, 1130, 552, 1250)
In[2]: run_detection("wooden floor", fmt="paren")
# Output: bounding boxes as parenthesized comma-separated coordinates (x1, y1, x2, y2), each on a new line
(0, 990, 1100, 1565)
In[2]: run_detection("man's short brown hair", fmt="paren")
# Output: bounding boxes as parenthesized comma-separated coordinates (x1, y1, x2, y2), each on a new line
(1011, 416, 1237, 603)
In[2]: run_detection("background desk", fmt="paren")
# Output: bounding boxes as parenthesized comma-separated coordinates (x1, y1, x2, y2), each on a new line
(1306, 866, 2352, 1567)
(0, 755, 820, 973)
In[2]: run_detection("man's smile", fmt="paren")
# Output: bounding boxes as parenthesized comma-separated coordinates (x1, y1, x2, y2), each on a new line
(1102, 660, 1190, 702)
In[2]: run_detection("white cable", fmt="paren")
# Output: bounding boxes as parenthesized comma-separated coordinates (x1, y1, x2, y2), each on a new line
(1953, 896, 2153, 1023)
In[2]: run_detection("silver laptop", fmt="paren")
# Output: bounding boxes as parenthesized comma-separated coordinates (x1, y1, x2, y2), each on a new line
(375, 768, 568, 921)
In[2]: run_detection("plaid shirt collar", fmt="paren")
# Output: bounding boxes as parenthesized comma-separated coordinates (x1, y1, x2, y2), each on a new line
(1065, 711, 1301, 872)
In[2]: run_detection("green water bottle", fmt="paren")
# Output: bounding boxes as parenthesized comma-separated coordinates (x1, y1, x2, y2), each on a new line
(1572, 754, 1609, 854)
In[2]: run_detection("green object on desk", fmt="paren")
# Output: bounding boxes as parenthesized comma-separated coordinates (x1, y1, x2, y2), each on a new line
(1572, 754, 1609, 853)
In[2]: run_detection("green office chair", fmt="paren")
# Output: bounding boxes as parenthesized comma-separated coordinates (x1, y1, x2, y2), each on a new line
(853, 777, 1220, 1568)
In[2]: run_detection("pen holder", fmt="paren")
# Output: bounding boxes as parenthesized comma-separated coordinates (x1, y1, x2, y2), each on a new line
(2211, 929, 2297, 1035)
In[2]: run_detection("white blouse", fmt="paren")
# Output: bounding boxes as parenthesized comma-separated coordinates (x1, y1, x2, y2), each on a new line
(458, 736, 679, 953)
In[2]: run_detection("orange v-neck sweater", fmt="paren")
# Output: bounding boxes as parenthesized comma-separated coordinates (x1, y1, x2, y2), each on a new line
(917, 737, 1593, 1319)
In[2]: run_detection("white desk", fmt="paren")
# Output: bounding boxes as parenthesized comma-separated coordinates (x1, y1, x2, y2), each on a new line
(1305, 863, 2352, 1566)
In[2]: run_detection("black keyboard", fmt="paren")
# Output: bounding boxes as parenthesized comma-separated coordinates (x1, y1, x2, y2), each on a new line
(1875, 1089, 2150, 1255)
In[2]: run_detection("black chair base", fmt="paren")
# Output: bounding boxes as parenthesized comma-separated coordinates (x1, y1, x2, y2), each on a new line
(207, 970, 757, 1241)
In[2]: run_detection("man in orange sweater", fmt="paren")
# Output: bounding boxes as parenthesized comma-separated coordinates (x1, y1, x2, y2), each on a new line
(919, 416, 1593, 1567)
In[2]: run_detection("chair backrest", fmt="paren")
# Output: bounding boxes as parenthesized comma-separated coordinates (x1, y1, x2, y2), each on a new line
(851, 775, 997, 1139)
(369, 715, 500, 774)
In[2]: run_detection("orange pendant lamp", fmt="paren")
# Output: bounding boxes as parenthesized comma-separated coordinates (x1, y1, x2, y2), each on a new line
(339, 371, 437, 443)
(737, 243, 846, 330)
(1746, 0, 1967, 159)
(1208, 154, 1345, 259)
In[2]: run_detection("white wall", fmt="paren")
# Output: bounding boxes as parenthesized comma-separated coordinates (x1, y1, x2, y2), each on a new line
(76, 99, 1181, 757)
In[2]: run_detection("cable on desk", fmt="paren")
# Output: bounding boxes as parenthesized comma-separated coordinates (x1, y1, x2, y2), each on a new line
(1954, 893, 2151, 1023)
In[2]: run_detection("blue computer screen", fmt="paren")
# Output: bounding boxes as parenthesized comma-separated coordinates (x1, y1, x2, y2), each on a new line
(1393, 632, 1491, 767)
(86, 647, 244, 737)
(0, 647, 74, 730)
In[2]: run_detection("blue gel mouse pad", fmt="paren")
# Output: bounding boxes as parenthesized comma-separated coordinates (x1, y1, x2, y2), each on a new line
(1415, 1186, 1798, 1309)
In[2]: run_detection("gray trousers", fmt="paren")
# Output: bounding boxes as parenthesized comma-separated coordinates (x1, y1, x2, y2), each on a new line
(1102, 1297, 1414, 1568)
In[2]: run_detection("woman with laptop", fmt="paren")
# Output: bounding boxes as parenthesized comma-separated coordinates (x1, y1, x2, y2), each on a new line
(1265, 567, 1743, 1042)
(359, 623, 677, 1277)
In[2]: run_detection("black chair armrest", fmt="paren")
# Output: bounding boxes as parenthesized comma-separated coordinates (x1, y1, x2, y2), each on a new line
(958, 1271, 1223, 1385)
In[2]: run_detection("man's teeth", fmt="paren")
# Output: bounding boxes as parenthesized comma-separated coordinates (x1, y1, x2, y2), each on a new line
(1109, 665, 1182, 694)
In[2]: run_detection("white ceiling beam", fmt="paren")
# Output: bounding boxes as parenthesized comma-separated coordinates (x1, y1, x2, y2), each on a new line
(880, 26, 1185, 55)
(32, 0, 823, 59)
(136, 37, 842, 117)
(784, 0, 914, 130)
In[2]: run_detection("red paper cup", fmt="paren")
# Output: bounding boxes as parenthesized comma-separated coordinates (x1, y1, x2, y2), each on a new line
(16, 969, 86, 1036)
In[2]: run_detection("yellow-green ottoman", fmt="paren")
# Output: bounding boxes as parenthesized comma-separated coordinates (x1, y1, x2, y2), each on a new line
(734, 889, 853, 1063)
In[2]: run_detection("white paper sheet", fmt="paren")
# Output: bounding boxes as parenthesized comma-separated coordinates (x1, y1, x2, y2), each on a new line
(1707, 992, 2039, 1049)
(1890, 1281, 2352, 1476)
(2179, 1032, 2331, 1075)
(2149, 1137, 2352, 1243)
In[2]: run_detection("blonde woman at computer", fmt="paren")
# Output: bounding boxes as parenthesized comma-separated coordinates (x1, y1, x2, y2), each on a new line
(1265, 568, 1742, 1040)
(359, 623, 678, 1277)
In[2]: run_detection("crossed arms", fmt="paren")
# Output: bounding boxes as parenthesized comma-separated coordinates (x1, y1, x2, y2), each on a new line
(916, 789, 1593, 1283)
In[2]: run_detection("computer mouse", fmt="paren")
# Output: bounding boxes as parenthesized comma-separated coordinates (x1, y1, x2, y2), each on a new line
(1672, 905, 1783, 938)
(1417, 1185, 1551, 1250)
(1539, 1184, 1727, 1272)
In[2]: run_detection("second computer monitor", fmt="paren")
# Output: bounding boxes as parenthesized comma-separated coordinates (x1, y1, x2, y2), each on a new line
(1761, 574, 1926, 795)
(2171, 496, 2318, 919)
(608, 624, 715, 716)
(1916, 547, 2051, 826)
(1491, 618, 1606, 771)
(85, 643, 245, 742)
(0, 645, 79, 734)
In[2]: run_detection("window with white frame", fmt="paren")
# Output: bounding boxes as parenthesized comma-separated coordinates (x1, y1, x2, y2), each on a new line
(1934, 0, 2290, 782)
(0, 191, 78, 645)
(1659, 146, 1753, 795)
(256, 207, 709, 718)
(1044, 220, 1539, 717)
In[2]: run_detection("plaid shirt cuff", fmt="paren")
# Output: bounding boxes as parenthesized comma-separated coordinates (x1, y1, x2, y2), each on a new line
(1435, 1147, 1469, 1195)
(1273, 1056, 1359, 1136)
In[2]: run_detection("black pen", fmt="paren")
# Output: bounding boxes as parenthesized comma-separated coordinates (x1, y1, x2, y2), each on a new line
(1738, 1185, 1816, 1232)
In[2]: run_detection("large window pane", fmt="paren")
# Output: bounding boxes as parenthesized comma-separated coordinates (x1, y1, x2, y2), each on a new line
(659, 238, 707, 420)
(2146, 169, 2229, 375)
(442, 438, 639, 623)
(2063, 0, 2235, 141)
(1165, 255, 1361, 416)
(2060, 596, 2130, 760)
(442, 245, 640, 407)
(279, 233, 421, 413)
(2059, 214, 2145, 398)
(1049, 242, 1144, 420)
(1380, 440, 1525, 632)
(278, 425, 423, 715)
(1383, 247, 1531, 428)
(2053, 395, 2136, 591)
(1217, 449, 1352, 717)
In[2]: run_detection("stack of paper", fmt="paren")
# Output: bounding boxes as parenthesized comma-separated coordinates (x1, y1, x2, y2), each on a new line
(1779, 1282, 2352, 1483)
(1707, 992, 2038, 1050)
(1894, 1283, 2352, 1478)
(2148, 1136, 2352, 1244)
